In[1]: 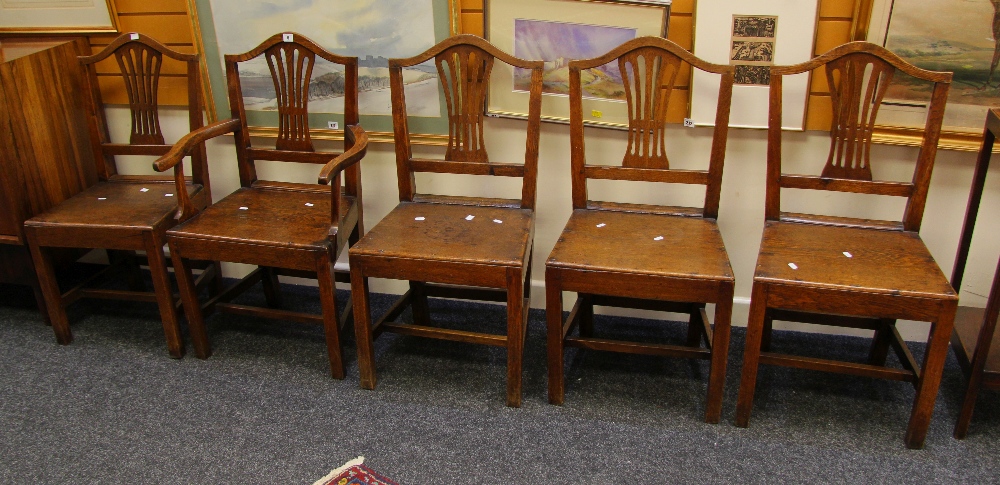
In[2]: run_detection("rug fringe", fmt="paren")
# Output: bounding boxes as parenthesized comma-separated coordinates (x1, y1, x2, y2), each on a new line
(311, 456, 365, 485)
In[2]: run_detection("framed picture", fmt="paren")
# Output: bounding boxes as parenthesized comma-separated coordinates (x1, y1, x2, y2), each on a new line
(690, 0, 819, 130)
(194, 0, 458, 142)
(866, 0, 999, 151)
(0, 0, 117, 33)
(485, 0, 671, 129)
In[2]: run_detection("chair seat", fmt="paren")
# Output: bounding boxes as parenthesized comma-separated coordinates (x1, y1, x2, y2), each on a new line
(548, 209, 733, 280)
(25, 179, 203, 235)
(168, 186, 355, 251)
(755, 221, 955, 299)
(350, 201, 533, 268)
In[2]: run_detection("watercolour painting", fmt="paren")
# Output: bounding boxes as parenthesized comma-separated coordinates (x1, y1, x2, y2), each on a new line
(205, 0, 441, 118)
(881, 0, 1000, 129)
(512, 19, 637, 100)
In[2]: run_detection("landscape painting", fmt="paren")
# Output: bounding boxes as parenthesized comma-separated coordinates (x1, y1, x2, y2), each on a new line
(207, 0, 441, 117)
(883, 0, 1000, 128)
(512, 19, 636, 100)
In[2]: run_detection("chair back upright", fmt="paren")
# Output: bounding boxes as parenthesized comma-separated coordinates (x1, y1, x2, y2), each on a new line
(765, 41, 952, 232)
(389, 34, 544, 210)
(569, 36, 735, 219)
(80, 32, 208, 221)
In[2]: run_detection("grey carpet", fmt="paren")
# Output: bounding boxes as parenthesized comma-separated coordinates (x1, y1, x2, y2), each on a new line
(0, 279, 997, 484)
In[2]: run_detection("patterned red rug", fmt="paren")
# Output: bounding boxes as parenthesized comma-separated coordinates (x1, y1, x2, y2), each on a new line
(312, 457, 398, 485)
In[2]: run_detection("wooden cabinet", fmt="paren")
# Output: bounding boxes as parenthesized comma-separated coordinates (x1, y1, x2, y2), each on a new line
(0, 38, 97, 302)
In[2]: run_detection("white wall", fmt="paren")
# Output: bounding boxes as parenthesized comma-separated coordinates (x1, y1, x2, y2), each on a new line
(110, 107, 997, 341)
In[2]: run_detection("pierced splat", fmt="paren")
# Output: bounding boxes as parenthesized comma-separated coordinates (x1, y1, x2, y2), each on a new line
(265, 43, 316, 151)
(115, 43, 165, 145)
(822, 53, 895, 181)
(620, 47, 682, 169)
(436, 45, 493, 163)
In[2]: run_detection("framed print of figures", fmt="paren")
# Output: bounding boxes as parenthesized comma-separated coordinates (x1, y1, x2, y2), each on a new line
(485, 0, 671, 129)
(691, 0, 818, 129)
(0, 0, 117, 33)
(194, 0, 457, 138)
(867, 0, 1000, 149)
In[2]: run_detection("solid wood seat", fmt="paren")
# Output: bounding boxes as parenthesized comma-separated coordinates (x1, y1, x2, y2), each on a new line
(156, 33, 368, 379)
(23, 33, 216, 358)
(349, 35, 543, 407)
(734, 42, 956, 449)
(167, 187, 357, 253)
(548, 210, 731, 279)
(755, 222, 953, 298)
(950, 107, 1000, 439)
(545, 37, 736, 423)
(350, 202, 532, 268)
(27, 181, 204, 243)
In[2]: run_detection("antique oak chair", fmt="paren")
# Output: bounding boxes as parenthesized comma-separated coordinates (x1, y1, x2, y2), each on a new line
(545, 37, 736, 423)
(24, 33, 216, 357)
(734, 42, 955, 449)
(155, 33, 368, 378)
(950, 107, 1000, 439)
(349, 35, 543, 407)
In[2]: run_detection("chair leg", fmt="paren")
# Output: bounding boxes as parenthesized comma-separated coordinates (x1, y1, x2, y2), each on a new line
(686, 305, 703, 347)
(409, 281, 431, 325)
(505, 267, 525, 408)
(108, 249, 145, 292)
(351, 260, 377, 390)
(579, 294, 594, 338)
(171, 249, 211, 359)
(705, 283, 734, 424)
(210, 260, 224, 297)
(28, 272, 52, 326)
(905, 304, 957, 449)
(868, 319, 895, 366)
(25, 235, 72, 344)
(954, 364, 986, 439)
(316, 252, 344, 379)
(736, 282, 769, 427)
(144, 232, 184, 358)
(546, 268, 565, 405)
(261, 266, 283, 308)
(761, 313, 773, 352)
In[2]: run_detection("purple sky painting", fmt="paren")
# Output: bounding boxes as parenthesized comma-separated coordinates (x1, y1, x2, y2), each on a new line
(512, 19, 637, 98)
(513, 19, 637, 62)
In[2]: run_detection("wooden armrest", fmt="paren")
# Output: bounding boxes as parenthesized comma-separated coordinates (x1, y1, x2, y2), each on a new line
(152, 118, 241, 172)
(318, 124, 368, 185)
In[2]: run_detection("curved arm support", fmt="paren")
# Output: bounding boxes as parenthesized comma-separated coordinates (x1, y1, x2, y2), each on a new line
(318, 124, 369, 185)
(152, 118, 241, 173)
(151, 118, 239, 222)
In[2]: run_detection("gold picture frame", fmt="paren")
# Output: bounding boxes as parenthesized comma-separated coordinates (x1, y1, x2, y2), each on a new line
(192, 0, 460, 146)
(485, 0, 671, 129)
(0, 0, 118, 33)
(860, 0, 996, 151)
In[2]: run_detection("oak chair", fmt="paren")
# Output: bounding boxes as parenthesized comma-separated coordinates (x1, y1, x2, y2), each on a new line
(155, 33, 368, 378)
(349, 35, 543, 407)
(24, 33, 216, 357)
(545, 37, 736, 423)
(950, 107, 1000, 439)
(734, 42, 955, 449)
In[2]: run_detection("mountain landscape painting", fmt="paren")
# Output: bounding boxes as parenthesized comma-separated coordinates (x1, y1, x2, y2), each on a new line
(208, 0, 441, 117)
(512, 19, 636, 100)
(883, 0, 999, 122)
